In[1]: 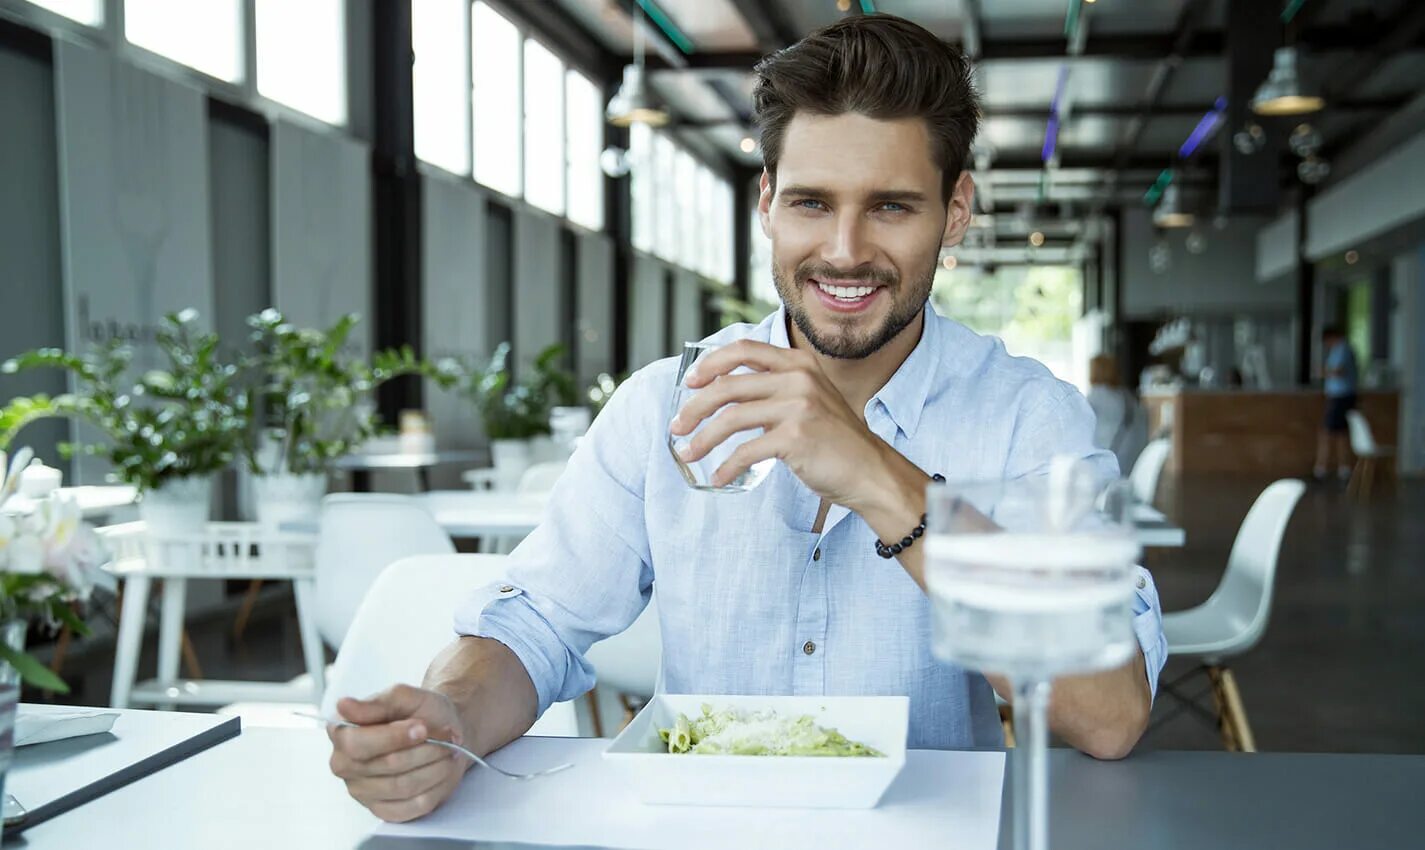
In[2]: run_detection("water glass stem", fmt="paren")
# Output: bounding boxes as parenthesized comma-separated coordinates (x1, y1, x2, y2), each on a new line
(1012, 676, 1053, 850)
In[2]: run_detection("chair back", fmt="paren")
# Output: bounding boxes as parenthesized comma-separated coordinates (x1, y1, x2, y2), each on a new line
(517, 461, 568, 495)
(1129, 437, 1171, 506)
(320, 554, 577, 736)
(585, 592, 662, 699)
(314, 494, 454, 650)
(1206, 479, 1306, 654)
(1345, 410, 1377, 456)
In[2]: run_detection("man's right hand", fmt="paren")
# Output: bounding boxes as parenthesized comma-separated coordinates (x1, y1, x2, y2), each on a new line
(327, 684, 469, 822)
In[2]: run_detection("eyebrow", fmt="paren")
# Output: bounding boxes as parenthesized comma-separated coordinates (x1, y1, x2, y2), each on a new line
(779, 185, 929, 204)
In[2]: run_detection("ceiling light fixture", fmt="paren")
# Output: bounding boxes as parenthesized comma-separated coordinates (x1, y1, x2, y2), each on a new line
(739, 136, 757, 154)
(942, 254, 958, 270)
(1152, 184, 1195, 229)
(1345, 250, 1359, 265)
(1179, 96, 1228, 159)
(1028, 231, 1046, 247)
(1250, 47, 1324, 116)
(836, 0, 852, 11)
(606, 4, 670, 128)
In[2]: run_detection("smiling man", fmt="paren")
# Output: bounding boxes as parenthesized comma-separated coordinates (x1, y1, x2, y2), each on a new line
(327, 15, 1166, 822)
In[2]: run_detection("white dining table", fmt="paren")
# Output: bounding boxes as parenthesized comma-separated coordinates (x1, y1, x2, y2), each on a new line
(1132, 504, 1186, 548)
(415, 490, 549, 538)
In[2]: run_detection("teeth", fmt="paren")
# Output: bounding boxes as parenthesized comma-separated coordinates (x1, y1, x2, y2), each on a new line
(816, 282, 876, 300)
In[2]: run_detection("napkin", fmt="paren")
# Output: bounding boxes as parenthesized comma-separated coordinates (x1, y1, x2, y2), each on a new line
(14, 707, 119, 747)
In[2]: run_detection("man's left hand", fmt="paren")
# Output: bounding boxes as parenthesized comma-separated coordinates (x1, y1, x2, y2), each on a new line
(669, 340, 898, 511)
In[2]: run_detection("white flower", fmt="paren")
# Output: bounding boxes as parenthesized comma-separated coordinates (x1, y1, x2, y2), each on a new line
(7, 532, 45, 575)
(0, 513, 15, 566)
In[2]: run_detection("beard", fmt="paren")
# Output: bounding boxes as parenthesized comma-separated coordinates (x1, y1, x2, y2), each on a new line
(771, 255, 936, 360)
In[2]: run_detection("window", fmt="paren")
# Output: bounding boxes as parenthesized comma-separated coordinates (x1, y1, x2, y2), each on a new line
(255, 0, 346, 125)
(522, 39, 565, 215)
(749, 205, 777, 304)
(412, 0, 469, 175)
(653, 133, 677, 260)
(932, 265, 1084, 383)
(695, 166, 715, 277)
(713, 178, 735, 284)
(630, 123, 655, 252)
(674, 149, 699, 269)
(23, 0, 101, 25)
(565, 70, 604, 231)
(472, 1, 522, 197)
(125, 0, 243, 83)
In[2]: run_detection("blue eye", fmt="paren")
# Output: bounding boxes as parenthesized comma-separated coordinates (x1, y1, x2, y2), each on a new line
(878, 202, 909, 213)
(792, 199, 827, 210)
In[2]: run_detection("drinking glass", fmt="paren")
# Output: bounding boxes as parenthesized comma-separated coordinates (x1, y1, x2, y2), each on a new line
(667, 342, 775, 493)
(925, 460, 1139, 850)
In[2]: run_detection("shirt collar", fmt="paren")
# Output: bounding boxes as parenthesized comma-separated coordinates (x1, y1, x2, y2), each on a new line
(768, 304, 941, 441)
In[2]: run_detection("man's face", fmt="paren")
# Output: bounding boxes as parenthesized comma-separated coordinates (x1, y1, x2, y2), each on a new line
(759, 112, 969, 360)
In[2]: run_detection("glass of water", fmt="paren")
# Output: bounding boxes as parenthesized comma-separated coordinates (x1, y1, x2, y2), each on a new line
(925, 460, 1139, 850)
(667, 342, 775, 493)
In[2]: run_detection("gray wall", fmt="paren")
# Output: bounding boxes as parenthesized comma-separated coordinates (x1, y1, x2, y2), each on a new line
(0, 42, 67, 470)
(512, 208, 564, 375)
(54, 41, 216, 483)
(671, 267, 704, 349)
(1120, 208, 1294, 318)
(574, 230, 615, 385)
(270, 119, 372, 353)
(421, 171, 489, 449)
(629, 253, 670, 370)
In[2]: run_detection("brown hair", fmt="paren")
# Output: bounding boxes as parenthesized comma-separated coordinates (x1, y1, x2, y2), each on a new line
(751, 14, 981, 205)
(1089, 355, 1120, 387)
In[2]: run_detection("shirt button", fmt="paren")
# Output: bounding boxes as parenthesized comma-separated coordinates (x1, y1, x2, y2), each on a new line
(812, 547, 821, 562)
(499, 585, 514, 593)
(1136, 576, 1147, 590)
(803, 641, 816, 655)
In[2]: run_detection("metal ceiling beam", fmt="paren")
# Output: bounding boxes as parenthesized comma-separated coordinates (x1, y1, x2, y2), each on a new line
(1321, 2, 1425, 102)
(486, 0, 622, 82)
(626, 26, 1421, 70)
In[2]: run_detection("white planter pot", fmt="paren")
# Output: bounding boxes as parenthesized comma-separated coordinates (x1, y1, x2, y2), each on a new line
(252, 472, 327, 529)
(138, 475, 213, 539)
(490, 439, 533, 490)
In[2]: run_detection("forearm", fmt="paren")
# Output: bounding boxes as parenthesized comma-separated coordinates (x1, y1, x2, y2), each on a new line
(987, 651, 1151, 759)
(853, 441, 935, 590)
(423, 636, 539, 759)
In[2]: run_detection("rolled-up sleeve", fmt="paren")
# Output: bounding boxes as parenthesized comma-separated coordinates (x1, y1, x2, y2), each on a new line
(453, 365, 664, 715)
(1130, 565, 1168, 701)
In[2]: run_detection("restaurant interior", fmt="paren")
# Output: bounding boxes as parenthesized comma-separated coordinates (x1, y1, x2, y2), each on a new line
(0, 1, 1421, 847)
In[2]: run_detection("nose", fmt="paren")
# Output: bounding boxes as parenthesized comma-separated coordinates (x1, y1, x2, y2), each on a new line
(822, 211, 876, 271)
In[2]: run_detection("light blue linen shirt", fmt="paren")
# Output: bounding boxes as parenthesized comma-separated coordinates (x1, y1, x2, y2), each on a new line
(454, 307, 1167, 749)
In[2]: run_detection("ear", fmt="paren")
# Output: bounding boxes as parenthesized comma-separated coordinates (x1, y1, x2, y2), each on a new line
(941, 171, 975, 248)
(757, 169, 773, 238)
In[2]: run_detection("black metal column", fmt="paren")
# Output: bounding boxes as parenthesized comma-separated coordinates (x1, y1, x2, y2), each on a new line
(372, 0, 422, 420)
(1220, 0, 1282, 214)
(1295, 189, 1315, 386)
(605, 91, 632, 376)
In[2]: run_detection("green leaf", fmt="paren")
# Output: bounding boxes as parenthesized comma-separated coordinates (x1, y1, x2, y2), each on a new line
(0, 643, 70, 693)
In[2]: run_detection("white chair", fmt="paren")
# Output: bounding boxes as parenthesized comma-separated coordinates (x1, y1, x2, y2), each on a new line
(320, 554, 578, 737)
(1158, 479, 1305, 752)
(1345, 410, 1395, 502)
(1129, 437, 1171, 508)
(583, 592, 662, 736)
(517, 461, 568, 495)
(314, 494, 454, 651)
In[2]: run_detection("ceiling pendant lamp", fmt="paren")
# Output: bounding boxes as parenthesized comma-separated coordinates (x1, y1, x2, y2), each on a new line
(606, 6, 669, 128)
(1250, 47, 1324, 117)
(1152, 184, 1195, 229)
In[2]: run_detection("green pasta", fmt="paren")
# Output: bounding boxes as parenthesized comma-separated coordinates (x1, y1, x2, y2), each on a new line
(656, 705, 883, 757)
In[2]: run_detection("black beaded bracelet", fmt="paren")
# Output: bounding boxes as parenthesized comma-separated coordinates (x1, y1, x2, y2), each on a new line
(874, 473, 945, 559)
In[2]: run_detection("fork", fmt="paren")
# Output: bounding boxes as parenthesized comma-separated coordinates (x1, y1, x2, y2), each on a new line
(295, 711, 574, 781)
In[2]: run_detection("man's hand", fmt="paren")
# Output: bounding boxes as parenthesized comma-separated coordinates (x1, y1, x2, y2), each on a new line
(669, 340, 897, 511)
(327, 684, 469, 823)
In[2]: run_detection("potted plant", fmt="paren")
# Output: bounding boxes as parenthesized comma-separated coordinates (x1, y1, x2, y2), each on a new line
(0, 311, 248, 538)
(242, 309, 461, 525)
(0, 449, 111, 837)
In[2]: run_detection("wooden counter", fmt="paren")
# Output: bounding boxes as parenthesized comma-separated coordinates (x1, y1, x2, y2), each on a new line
(1142, 389, 1399, 476)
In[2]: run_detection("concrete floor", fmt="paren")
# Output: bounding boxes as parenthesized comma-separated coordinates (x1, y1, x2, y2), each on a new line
(46, 473, 1425, 755)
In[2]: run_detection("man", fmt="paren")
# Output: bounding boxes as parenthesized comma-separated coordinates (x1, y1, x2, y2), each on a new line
(328, 15, 1166, 823)
(1315, 325, 1358, 480)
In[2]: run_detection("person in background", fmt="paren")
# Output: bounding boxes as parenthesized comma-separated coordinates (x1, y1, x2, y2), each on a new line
(1087, 354, 1148, 476)
(1315, 325, 1358, 481)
